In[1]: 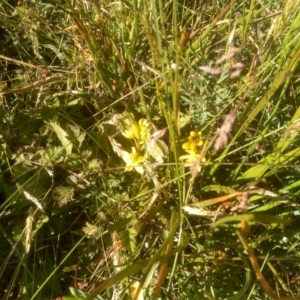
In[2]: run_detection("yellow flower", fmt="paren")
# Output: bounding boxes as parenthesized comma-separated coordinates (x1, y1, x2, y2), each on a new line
(179, 150, 206, 165)
(123, 119, 151, 142)
(138, 119, 150, 141)
(123, 123, 140, 139)
(180, 131, 206, 172)
(182, 131, 203, 153)
(121, 147, 145, 174)
(126, 17, 132, 26)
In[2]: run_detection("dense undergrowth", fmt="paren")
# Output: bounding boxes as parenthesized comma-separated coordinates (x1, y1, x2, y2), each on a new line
(0, 0, 300, 299)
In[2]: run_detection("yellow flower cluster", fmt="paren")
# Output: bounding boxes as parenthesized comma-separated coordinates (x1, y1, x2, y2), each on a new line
(123, 119, 150, 142)
(121, 119, 151, 174)
(179, 131, 206, 168)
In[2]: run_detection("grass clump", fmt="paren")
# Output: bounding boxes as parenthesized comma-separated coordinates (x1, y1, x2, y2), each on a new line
(0, 0, 300, 299)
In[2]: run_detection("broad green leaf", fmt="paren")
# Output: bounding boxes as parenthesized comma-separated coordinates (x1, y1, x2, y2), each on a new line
(201, 185, 236, 194)
(212, 214, 293, 229)
(251, 200, 284, 212)
(147, 139, 168, 164)
(280, 179, 300, 192)
(48, 122, 73, 155)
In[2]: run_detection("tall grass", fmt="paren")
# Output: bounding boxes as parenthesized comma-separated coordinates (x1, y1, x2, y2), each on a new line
(0, 0, 299, 299)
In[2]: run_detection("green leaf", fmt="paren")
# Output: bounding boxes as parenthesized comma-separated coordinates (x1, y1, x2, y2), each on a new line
(212, 214, 293, 229)
(53, 186, 75, 207)
(119, 227, 137, 253)
(147, 139, 168, 164)
(67, 124, 86, 148)
(48, 122, 73, 155)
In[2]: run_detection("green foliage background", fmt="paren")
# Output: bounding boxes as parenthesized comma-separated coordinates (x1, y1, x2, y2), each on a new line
(0, 0, 299, 299)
